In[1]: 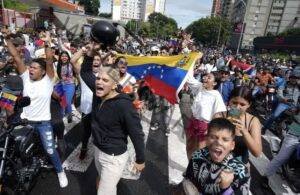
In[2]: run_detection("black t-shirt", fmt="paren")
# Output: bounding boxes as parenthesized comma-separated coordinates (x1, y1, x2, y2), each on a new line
(185, 148, 250, 195)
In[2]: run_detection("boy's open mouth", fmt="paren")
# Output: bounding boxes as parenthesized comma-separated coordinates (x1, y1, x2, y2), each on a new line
(211, 148, 223, 159)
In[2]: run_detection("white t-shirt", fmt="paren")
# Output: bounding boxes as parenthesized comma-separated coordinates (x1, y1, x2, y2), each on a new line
(204, 63, 217, 73)
(119, 72, 136, 87)
(187, 73, 226, 122)
(79, 76, 93, 114)
(191, 89, 226, 122)
(20, 70, 54, 121)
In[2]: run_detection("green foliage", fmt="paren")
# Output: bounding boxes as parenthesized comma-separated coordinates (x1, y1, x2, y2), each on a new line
(185, 16, 232, 46)
(79, 0, 100, 16)
(148, 12, 178, 39)
(125, 12, 177, 38)
(139, 22, 151, 37)
(99, 13, 112, 19)
(126, 20, 139, 32)
(3, 0, 29, 12)
(278, 27, 300, 37)
(266, 32, 275, 37)
(259, 52, 291, 61)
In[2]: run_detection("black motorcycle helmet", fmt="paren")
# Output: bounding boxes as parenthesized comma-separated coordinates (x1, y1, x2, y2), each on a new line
(90, 21, 120, 46)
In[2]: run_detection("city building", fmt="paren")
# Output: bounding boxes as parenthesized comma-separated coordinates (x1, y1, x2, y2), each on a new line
(265, 0, 300, 35)
(112, 0, 166, 22)
(211, 0, 222, 17)
(228, 0, 300, 51)
(221, 0, 236, 20)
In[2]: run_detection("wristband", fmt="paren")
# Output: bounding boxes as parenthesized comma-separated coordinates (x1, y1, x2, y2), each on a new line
(221, 187, 233, 195)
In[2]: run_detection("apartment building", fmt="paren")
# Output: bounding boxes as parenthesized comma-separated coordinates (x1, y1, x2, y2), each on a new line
(112, 0, 144, 22)
(221, 0, 236, 20)
(229, 0, 300, 50)
(265, 0, 300, 35)
(112, 0, 166, 22)
(211, 0, 222, 16)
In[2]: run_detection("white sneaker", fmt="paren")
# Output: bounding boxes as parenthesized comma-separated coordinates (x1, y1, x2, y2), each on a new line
(57, 171, 68, 188)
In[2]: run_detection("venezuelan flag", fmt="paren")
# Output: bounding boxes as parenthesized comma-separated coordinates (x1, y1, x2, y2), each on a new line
(122, 52, 202, 104)
(54, 82, 67, 108)
(0, 92, 18, 111)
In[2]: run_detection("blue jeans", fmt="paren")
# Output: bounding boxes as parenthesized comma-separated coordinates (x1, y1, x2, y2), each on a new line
(264, 103, 290, 130)
(265, 133, 300, 176)
(62, 83, 75, 116)
(31, 121, 63, 173)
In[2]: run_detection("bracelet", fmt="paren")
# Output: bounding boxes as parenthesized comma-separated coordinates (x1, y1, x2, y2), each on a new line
(221, 187, 233, 195)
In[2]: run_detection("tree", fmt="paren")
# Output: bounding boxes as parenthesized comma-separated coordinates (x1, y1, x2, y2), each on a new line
(278, 27, 300, 37)
(185, 16, 232, 46)
(147, 12, 178, 39)
(126, 19, 139, 33)
(139, 22, 151, 37)
(3, 0, 29, 12)
(125, 13, 177, 38)
(78, 0, 100, 16)
(99, 13, 112, 19)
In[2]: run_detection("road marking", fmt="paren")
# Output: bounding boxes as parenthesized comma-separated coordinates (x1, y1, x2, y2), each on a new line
(62, 109, 152, 180)
(167, 104, 189, 185)
(62, 139, 94, 172)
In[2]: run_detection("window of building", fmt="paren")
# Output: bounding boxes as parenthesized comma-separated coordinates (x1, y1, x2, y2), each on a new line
(273, 6, 284, 10)
(271, 13, 282, 16)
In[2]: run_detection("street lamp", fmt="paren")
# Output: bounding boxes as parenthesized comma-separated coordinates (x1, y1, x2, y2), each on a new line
(236, 0, 247, 55)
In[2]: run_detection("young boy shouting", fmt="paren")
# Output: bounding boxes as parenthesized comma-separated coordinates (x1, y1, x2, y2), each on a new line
(184, 118, 250, 195)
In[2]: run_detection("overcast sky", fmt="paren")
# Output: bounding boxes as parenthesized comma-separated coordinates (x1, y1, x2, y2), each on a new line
(100, 0, 212, 28)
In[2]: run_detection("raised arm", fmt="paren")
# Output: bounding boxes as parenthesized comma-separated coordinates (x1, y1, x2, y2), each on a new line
(2, 29, 26, 74)
(186, 70, 202, 95)
(70, 47, 86, 74)
(44, 32, 54, 78)
(57, 36, 71, 57)
(80, 43, 99, 92)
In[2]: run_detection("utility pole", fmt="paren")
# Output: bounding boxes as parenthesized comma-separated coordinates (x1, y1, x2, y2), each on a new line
(217, 22, 222, 45)
(236, 0, 247, 55)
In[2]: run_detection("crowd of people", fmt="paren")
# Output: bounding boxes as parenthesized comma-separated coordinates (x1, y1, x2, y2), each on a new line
(0, 21, 299, 195)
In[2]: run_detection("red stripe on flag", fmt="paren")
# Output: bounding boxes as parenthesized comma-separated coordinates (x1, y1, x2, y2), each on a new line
(144, 75, 178, 104)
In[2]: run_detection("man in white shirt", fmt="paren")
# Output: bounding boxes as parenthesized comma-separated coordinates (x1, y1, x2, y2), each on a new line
(4, 30, 68, 188)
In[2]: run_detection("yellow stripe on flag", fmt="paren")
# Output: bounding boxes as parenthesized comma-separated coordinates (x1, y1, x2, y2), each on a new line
(1, 93, 18, 101)
(117, 52, 202, 71)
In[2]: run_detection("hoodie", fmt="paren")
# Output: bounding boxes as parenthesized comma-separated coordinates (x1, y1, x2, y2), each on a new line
(81, 56, 145, 164)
